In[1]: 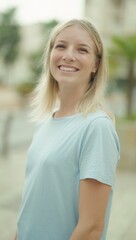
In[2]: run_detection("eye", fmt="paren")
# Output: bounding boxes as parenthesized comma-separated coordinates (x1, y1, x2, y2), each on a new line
(78, 48, 88, 53)
(54, 44, 66, 49)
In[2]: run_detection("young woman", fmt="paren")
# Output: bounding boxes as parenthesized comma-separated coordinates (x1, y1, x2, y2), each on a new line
(16, 19, 120, 240)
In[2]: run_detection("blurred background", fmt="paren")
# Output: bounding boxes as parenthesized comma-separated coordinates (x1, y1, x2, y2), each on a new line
(0, 0, 136, 239)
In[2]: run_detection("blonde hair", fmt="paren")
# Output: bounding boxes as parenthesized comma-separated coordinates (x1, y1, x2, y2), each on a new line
(31, 19, 113, 121)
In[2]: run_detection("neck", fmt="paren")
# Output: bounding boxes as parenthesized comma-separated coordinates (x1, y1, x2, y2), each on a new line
(55, 84, 86, 117)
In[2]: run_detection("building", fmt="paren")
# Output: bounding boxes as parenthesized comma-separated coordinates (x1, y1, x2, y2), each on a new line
(84, 0, 136, 116)
(84, 0, 136, 36)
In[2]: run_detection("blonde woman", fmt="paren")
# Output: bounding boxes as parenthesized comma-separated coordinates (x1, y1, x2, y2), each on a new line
(16, 19, 120, 240)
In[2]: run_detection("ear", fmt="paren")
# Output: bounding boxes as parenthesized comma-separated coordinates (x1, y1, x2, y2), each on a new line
(90, 55, 100, 76)
(94, 55, 100, 72)
(93, 61, 98, 73)
(89, 71, 96, 83)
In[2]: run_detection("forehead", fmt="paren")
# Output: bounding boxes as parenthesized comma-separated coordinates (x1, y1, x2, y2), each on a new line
(54, 25, 94, 45)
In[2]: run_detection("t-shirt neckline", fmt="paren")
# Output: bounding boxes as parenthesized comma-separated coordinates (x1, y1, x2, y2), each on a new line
(51, 112, 82, 122)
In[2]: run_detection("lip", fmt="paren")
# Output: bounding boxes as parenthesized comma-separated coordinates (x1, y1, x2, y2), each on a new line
(58, 65, 79, 72)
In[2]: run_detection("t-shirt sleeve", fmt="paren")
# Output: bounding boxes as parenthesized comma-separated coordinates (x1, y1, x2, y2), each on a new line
(79, 116, 120, 189)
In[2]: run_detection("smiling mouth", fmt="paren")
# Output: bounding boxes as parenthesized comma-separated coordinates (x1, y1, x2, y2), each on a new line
(58, 65, 79, 72)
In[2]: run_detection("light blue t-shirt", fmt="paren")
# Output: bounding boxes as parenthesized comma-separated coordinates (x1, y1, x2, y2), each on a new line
(17, 111, 120, 240)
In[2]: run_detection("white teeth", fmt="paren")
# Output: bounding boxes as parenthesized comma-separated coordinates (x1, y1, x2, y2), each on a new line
(59, 66, 78, 72)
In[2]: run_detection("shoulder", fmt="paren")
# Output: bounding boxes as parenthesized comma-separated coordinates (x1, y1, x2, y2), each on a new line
(85, 111, 115, 130)
(83, 111, 119, 147)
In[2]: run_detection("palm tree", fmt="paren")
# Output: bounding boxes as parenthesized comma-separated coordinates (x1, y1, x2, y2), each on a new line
(0, 7, 21, 85)
(109, 34, 136, 117)
(0, 7, 21, 157)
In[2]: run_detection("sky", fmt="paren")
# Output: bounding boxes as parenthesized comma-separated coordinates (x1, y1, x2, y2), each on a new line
(0, 0, 84, 25)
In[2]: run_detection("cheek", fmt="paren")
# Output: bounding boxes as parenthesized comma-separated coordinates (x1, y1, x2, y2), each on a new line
(50, 53, 58, 73)
(49, 56, 56, 77)
(50, 52, 55, 65)
(50, 50, 62, 64)
(85, 59, 94, 72)
(49, 53, 61, 78)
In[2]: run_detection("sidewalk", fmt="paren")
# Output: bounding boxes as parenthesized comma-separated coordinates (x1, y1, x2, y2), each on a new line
(0, 151, 136, 240)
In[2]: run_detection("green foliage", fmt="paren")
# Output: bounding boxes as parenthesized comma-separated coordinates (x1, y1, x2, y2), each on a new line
(17, 19, 59, 95)
(108, 34, 136, 117)
(111, 35, 136, 60)
(41, 19, 59, 43)
(41, 19, 59, 33)
(29, 19, 59, 81)
(29, 50, 44, 81)
(118, 113, 136, 122)
(108, 34, 136, 77)
(0, 7, 21, 65)
(16, 81, 36, 96)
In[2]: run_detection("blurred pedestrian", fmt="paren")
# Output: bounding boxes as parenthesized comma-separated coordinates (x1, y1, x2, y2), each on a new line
(16, 19, 120, 240)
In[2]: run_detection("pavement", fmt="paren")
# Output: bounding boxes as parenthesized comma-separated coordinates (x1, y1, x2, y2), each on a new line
(0, 150, 136, 240)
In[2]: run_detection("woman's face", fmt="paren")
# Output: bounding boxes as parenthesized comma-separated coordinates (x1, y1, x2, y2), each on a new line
(50, 25, 97, 90)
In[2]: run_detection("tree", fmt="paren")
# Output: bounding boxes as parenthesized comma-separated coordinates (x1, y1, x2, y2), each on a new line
(16, 19, 59, 96)
(109, 34, 136, 117)
(0, 7, 21, 84)
(41, 19, 59, 36)
(30, 19, 59, 79)
(0, 7, 21, 157)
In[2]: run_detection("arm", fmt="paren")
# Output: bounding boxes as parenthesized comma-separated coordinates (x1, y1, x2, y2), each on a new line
(69, 179, 111, 240)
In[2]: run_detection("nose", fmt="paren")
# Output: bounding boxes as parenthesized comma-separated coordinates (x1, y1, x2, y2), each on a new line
(62, 47, 76, 61)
